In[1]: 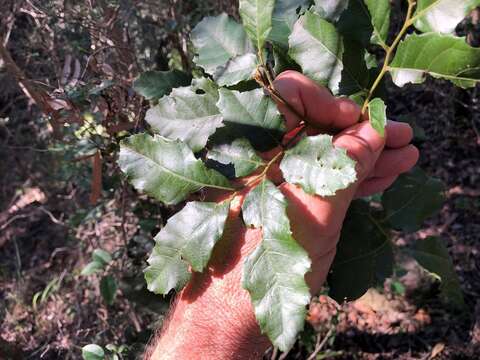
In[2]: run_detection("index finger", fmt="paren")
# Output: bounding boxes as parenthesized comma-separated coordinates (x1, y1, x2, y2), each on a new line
(273, 71, 361, 133)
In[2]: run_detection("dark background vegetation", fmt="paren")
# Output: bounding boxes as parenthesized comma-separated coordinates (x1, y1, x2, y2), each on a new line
(0, 1, 479, 359)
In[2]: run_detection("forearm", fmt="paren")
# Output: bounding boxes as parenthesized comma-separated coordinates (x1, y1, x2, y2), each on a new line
(149, 270, 270, 360)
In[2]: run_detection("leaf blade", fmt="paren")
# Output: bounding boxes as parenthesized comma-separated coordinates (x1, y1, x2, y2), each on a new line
(133, 70, 192, 101)
(368, 97, 387, 137)
(239, 0, 276, 51)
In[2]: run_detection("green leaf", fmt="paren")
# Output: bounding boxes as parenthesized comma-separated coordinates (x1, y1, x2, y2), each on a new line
(214, 54, 258, 86)
(410, 237, 465, 308)
(100, 275, 117, 305)
(268, 0, 310, 49)
(413, 0, 480, 34)
(336, 0, 373, 47)
(145, 79, 223, 152)
(382, 167, 445, 233)
(214, 88, 285, 151)
(118, 134, 233, 205)
(81, 261, 104, 276)
(144, 201, 230, 294)
(289, 11, 344, 93)
(82, 344, 105, 360)
(191, 13, 253, 75)
(280, 134, 357, 197)
(364, 0, 391, 47)
(207, 138, 265, 177)
(368, 98, 387, 137)
(328, 200, 393, 302)
(312, 0, 349, 22)
(242, 180, 311, 352)
(239, 0, 276, 51)
(389, 33, 480, 89)
(92, 249, 112, 266)
(133, 70, 191, 101)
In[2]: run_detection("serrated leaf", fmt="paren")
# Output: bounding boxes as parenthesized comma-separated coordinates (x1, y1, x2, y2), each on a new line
(133, 70, 192, 101)
(289, 11, 344, 93)
(389, 33, 480, 88)
(81, 261, 104, 276)
(191, 13, 253, 75)
(268, 0, 310, 49)
(382, 167, 445, 233)
(144, 201, 230, 294)
(280, 134, 357, 197)
(410, 237, 465, 308)
(92, 249, 112, 265)
(145, 79, 223, 152)
(118, 134, 233, 205)
(239, 0, 276, 51)
(312, 0, 349, 22)
(364, 0, 391, 47)
(100, 275, 117, 305)
(328, 200, 393, 302)
(82, 344, 105, 360)
(213, 88, 285, 151)
(214, 54, 258, 86)
(207, 138, 265, 177)
(368, 98, 387, 137)
(242, 180, 311, 352)
(413, 0, 480, 34)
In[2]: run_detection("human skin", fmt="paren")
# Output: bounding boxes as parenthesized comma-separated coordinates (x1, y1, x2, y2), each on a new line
(146, 71, 419, 360)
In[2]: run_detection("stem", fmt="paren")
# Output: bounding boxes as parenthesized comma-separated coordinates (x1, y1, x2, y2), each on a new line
(361, 0, 416, 114)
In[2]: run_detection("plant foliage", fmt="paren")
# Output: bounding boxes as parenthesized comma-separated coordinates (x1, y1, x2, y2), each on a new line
(118, 0, 474, 352)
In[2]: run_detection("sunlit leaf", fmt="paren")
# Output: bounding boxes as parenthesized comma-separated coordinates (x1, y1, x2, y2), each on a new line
(207, 138, 265, 177)
(368, 97, 387, 137)
(413, 0, 480, 34)
(312, 0, 348, 22)
(268, 0, 310, 49)
(144, 201, 230, 294)
(242, 180, 311, 352)
(214, 54, 258, 86)
(82, 344, 105, 360)
(145, 78, 223, 152)
(191, 13, 253, 74)
(239, 0, 276, 51)
(118, 134, 233, 205)
(280, 134, 357, 197)
(389, 33, 480, 88)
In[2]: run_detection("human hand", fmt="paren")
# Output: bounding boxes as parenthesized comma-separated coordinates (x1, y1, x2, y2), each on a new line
(149, 71, 419, 359)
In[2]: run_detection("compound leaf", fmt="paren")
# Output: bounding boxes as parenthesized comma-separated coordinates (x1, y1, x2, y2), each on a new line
(329, 200, 393, 302)
(389, 33, 480, 88)
(364, 0, 391, 47)
(382, 167, 445, 233)
(144, 201, 230, 295)
(214, 53, 258, 86)
(239, 0, 276, 51)
(280, 134, 357, 197)
(191, 13, 253, 75)
(145, 79, 223, 152)
(413, 0, 480, 34)
(133, 70, 192, 101)
(118, 134, 233, 205)
(242, 180, 311, 352)
(312, 0, 349, 22)
(268, 0, 310, 49)
(368, 97, 387, 137)
(410, 237, 465, 308)
(214, 88, 285, 151)
(207, 138, 265, 177)
(289, 11, 344, 93)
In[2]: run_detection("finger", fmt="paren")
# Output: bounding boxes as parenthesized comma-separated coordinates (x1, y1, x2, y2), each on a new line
(385, 121, 414, 149)
(355, 175, 398, 199)
(373, 145, 419, 178)
(274, 71, 361, 132)
(334, 121, 386, 181)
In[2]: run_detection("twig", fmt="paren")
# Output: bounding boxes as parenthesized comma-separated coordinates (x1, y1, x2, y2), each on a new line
(306, 327, 334, 360)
